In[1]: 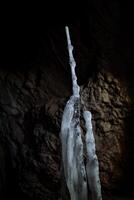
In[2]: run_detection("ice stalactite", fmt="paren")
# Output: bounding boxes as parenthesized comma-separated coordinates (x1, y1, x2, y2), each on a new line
(60, 96, 87, 200)
(65, 26, 80, 98)
(60, 26, 102, 200)
(60, 26, 87, 200)
(84, 111, 102, 200)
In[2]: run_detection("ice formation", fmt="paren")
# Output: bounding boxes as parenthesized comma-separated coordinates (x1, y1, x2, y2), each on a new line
(60, 26, 102, 200)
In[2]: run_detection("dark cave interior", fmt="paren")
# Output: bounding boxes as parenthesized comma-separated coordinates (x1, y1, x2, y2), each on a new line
(0, 1, 134, 200)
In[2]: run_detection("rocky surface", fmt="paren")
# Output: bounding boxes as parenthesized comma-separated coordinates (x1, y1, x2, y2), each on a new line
(0, 64, 71, 200)
(81, 68, 134, 195)
(0, 64, 134, 199)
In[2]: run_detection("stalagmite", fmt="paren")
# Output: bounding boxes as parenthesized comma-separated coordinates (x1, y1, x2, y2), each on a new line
(60, 26, 102, 200)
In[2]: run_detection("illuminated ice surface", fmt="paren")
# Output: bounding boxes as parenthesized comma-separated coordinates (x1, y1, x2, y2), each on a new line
(60, 26, 102, 200)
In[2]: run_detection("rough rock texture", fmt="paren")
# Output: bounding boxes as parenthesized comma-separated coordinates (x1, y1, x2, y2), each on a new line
(0, 64, 134, 200)
(0, 65, 71, 200)
(81, 68, 134, 195)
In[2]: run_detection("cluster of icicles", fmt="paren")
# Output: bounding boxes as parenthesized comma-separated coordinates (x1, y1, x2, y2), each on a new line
(60, 26, 102, 200)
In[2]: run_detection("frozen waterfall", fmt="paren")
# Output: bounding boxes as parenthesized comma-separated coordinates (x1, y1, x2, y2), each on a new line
(60, 26, 102, 200)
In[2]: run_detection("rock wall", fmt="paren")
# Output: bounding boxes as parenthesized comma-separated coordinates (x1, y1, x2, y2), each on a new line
(0, 65, 70, 200)
(0, 64, 134, 199)
(81, 67, 134, 196)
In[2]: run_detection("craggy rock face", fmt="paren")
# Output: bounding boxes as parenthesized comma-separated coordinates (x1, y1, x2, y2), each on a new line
(0, 64, 134, 200)
(0, 64, 71, 200)
(81, 68, 134, 194)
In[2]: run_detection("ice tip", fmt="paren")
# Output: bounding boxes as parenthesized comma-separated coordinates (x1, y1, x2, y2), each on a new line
(83, 111, 92, 120)
(65, 26, 69, 31)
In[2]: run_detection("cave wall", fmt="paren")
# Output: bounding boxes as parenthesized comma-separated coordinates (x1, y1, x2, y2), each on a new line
(0, 64, 71, 199)
(81, 68, 134, 195)
(0, 64, 134, 199)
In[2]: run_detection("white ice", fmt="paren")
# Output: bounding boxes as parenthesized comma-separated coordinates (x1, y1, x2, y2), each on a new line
(60, 26, 102, 200)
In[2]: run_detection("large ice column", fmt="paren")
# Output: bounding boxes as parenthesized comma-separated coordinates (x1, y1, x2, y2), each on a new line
(60, 26, 88, 200)
(83, 111, 102, 200)
(60, 96, 87, 200)
(60, 26, 102, 200)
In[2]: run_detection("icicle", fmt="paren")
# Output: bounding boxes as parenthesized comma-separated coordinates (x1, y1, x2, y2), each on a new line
(60, 96, 87, 200)
(60, 26, 102, 200)
(60, 26, 88, 200)
(83, 111, 102, 200)
(65, 26, 80, 97)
